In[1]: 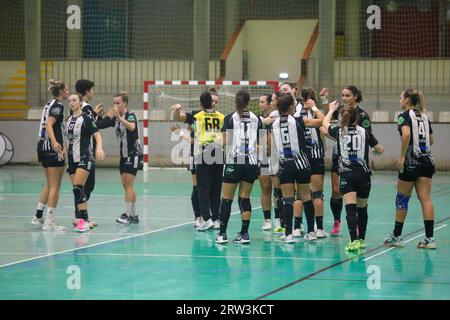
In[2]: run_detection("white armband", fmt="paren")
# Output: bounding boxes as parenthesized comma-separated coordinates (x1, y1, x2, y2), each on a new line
(311, 106, 319, 113)
(320, 97, 329, 105)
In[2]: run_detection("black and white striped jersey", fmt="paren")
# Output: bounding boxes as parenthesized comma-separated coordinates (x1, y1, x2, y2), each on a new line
(332, 104, 372, 133)
(222, 111, 262, 165)
(115, 111, 142, 158)
(37, 99, 64, 151)
(328, 125, 378, 174)
(271, 115, 310, 170)
(66, 113, 98, 164)
(397, 108, 433, 161)
(294, 105, 325, 159)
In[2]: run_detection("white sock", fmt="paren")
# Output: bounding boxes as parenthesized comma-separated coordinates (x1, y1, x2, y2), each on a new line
(45, 208, 55, 223)
(131, 202, 136, 216)
(37, 202, 46, 211)
(125, 202, 133, 217)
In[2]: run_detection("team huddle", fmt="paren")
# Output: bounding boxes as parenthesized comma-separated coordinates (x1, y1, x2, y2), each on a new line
(30, 78, 437, 250)
(32, 79, 143, 233)
(171, 83, 437, 251)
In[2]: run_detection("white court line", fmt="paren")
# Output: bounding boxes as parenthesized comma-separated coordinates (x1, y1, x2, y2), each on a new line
(0, 193, 188, 198)
(0, 231, 152, 236)
(0, 207, 261, 269)
(363, 224, 448, 262)
(58, 252, 335, 261)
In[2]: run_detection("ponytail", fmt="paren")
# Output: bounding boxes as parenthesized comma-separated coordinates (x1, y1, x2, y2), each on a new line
(48, 79, 66, 98)
(235, 90, 250, 117)
(402, 89, 425, 113)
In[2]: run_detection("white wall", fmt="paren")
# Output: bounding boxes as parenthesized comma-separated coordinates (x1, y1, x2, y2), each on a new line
(2, 121, 450, 170)
(226, 20, 319, 81)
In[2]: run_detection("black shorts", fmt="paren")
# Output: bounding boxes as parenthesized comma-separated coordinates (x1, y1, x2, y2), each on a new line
(187, 155, 197, 175)
(309, 158, 325, 176)
(278, 164, 312, 185)
(222, 164, 259, 184)
(120, 155, 142, 176)
(37, 149, 65, 168)
(398, 156, 435, 182)
(67, 160, 94, 175)
(339, 172, 371, 198)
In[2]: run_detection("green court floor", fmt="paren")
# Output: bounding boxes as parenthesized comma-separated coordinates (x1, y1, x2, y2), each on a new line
(0, 167, 449, 300)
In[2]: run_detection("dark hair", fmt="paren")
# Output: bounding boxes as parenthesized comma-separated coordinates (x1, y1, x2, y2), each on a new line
(261, 94, 272, 105)
(301, 87, 317, 105)
(402, 89, 425, 113)
(200, 91, 212, 109)
(48, 79, 66, 98)
(235, 90, 250, 116)
(341, 105, 358, 127)
(345, 85, 363, 103)
(277, 93, 294, 114)
(114, 91, 129, 104)
(75, 79, 95, 97)
(279, 82, 295, 90)
(208, 87, 218, 97)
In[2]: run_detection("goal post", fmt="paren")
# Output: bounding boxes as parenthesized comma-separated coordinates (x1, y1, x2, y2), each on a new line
(142, 80, 279, 171)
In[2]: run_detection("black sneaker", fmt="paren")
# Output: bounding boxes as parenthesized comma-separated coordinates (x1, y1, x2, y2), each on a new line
(130, 215, 139, 224)
(233, 232, 250, 244)
(116, 213, 131, 224)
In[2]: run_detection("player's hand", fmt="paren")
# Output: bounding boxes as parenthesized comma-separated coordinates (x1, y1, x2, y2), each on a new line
(170, 104, 183, 111)
(106, 106, 115, 118)
(113, 106, 120, 118)
(329, 101, 339, 112)
(52, 141, 63, 155)
(304, 98, 316, 108)
(397, 156, 405, 172)
(263, 116, 276, 125)
(94, 103, 104, 116)
(319, 88, 328, 98)
(96, 148, 105, 161)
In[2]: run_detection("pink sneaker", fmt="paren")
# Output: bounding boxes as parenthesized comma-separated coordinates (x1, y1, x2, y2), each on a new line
(73, 219, 90, 233)
(330, 220, 341, 236)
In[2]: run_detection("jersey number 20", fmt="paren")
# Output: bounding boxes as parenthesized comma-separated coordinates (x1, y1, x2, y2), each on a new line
(343, 134, 362, 151)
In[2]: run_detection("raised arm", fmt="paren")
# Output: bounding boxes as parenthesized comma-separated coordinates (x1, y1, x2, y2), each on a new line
(171, 104, 187, 122)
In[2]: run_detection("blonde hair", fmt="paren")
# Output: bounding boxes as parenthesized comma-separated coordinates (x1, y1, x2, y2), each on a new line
(48, 79, 66, 98)
(402, 89, 425, 113)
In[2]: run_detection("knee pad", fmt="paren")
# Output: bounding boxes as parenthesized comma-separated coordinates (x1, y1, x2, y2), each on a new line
(283, 197, 295, 206)
(396, 192, 410, 212)
(73, 185, 87, 206)
(311, 190, 324, 201)
(238, 197, 251, 212)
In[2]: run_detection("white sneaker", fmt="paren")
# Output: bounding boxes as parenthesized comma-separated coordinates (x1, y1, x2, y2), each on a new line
(292, 228, 302, 237)
(197, 219, 214, 231)
(193, 217, 203, 229)
(280, 234, 294, 244)
(315, 229, 329, 238)
(262, 219, 272, 231)
(31, 216, 44, 226)
(213, 220, 220, 230)
(304, 231, 317, 241)
(42, 220, 66, 232)
(215, 233, 228, 244)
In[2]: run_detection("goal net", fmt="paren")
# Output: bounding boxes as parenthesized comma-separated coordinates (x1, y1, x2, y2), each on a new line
(142, 80, 278, 170)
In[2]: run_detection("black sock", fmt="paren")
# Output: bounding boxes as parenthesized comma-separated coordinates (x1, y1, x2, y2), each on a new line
(241, 219, 250, 234)
(424, 220, 434, 238)
(79, 210, 89, 221)
(275, 190, 284, 227)
(315, 216, 324, 230)
(191, 186, 200, 218)
(345, 204, 358, 241)
(357, 207, 368, 240)
(274, 207, 280, 219)
(219, 199, 232, 234)
(303, 200, 315, 234)
(36, 209, 44, 219)
(330, 198, 343, 222)
(393, 220, 404, 237)
(294, 217, 302, 229)
(75, 210, 81, 219)
(263, 210, 271, 220)
(283, 202, 294, 235)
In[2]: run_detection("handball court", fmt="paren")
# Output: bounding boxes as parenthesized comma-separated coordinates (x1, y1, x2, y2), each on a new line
(0, 167, 449, 300)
